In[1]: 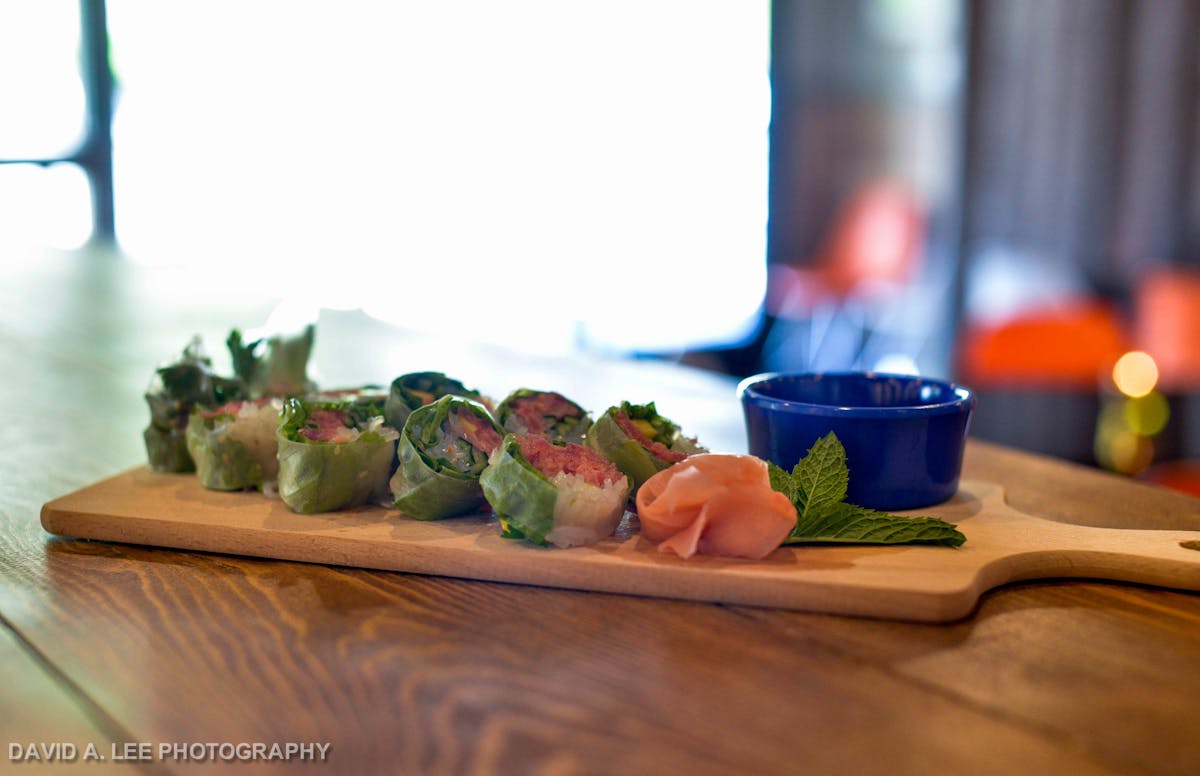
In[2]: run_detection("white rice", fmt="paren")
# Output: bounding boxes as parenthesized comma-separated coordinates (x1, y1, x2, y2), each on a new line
(352, 415, 399, 443)
(211, 400, 283, 480)
(544, 472, 630, 548)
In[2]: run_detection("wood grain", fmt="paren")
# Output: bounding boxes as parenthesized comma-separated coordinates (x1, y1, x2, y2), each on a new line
(965, 438, 1200, 529)
(3, 250, 1200, 775)
(25, 540, 1138, 775)
(743, 581, 1200, 775)
(0, 622, 151, 775)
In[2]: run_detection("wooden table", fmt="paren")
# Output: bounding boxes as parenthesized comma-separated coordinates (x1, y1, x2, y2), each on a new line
(3, 248, 1199, 775)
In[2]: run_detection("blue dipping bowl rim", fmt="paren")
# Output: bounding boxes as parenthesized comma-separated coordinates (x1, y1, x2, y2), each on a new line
(737, 371, 976, 418)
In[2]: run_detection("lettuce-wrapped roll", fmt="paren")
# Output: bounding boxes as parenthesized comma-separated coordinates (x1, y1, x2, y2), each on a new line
(227, 320, 316, 398)
(390, 395, 504, 520)
(384, 371, 487, 430)
(311, 385, 389, 407)
(481, 435, 630, 548)
(276, 396, 398, 514)
(144, 424, 194, 474)
(495, 388, 591, 445)
(144, 337, 247, 472)
(185, 399, 283, 492)
(586, 401, 705, 493)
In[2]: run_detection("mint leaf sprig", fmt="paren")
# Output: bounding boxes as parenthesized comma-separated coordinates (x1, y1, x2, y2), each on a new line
(768, 432, 966, 547)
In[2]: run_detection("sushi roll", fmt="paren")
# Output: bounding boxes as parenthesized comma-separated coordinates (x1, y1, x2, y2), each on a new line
(143, 336, 247, 473)
(384, 371, 488, 430)
(494, 388, 591, 445)
(481, 434, 631, 548)
(276, 395, 399, 514)
(185, 398, 283, 492)
(390, 395, 504, 520)
(586, 401, 705, 493)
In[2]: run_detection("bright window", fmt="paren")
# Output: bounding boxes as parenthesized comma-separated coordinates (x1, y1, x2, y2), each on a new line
(108, 1, 771, 355)
(0, 1, 90, 250)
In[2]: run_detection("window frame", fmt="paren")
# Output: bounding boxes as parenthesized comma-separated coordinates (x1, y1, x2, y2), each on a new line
(0, 0, 114, 244)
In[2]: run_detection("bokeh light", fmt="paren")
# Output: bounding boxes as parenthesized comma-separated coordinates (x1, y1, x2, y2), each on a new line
(1123, 392, 1170, 436)
(1108, 431, 1155, 475)
(872, 353, 920, 375)
(1112, 350, 1159, 398)
(1095, 409, 1156, 474)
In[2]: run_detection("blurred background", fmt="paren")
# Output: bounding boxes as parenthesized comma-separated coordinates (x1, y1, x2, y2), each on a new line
(2, 0, 1199, 491)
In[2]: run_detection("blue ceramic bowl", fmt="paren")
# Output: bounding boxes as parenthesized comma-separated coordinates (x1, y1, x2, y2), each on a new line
(738, 372, 975, 510)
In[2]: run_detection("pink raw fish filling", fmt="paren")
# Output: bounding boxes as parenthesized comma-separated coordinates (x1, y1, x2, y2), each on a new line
(613, 411, 688, 464)
(299, 409, 350, 441)
(199, 398, 273, 419)
(517, 435, 620, 488)
(456, 408, 503, 454)
(635, 454, 797, 560)
(511, 392, 581, 435)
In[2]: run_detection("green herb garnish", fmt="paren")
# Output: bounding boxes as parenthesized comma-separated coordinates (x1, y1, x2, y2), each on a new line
(227, 324, 315, 398)
(769, 432, 966, 547)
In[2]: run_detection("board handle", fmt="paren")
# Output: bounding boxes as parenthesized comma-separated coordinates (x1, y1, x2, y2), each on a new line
(977, 487, 1200, 591)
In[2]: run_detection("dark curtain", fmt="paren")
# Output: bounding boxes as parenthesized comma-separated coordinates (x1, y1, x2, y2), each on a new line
(701, 0, 1200, 386)
(963, 0, 1200, 294)
(959, 0, 1200, 464)
(763, 0, 966, 377)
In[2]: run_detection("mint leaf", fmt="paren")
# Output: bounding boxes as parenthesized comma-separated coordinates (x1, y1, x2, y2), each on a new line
(793, 432, 847, 523)
(785, 502, 966, 547)
(767, 461, 796, 503)
(770, 432, 966, 548)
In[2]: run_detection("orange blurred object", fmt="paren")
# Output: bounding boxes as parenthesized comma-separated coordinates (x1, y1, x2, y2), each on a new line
(1142, 460, 1200, 497)
(959, 300, 1130, 388)
(1134, 268, 1200, 392)
(768, 180, 925, 316)
(817, 181, 925, 296)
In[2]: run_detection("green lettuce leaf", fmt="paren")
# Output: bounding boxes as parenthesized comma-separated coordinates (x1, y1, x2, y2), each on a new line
(277, 432, 396, 514)
(479, 435, 559, 545)
(384, 372, 485, 430)
(185, 405, 280, 492)
(480, 435, 629, 548)
(390, 395, 502, 520)
(227, 323, 315, 398)
(143, 336, 247, 472)
(274, 396, 397, 513)
(143, 426, 193, 473)
(585, 402, 705, 493)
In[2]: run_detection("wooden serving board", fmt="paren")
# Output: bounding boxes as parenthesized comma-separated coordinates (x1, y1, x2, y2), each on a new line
(41, 468, 1200, 622)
